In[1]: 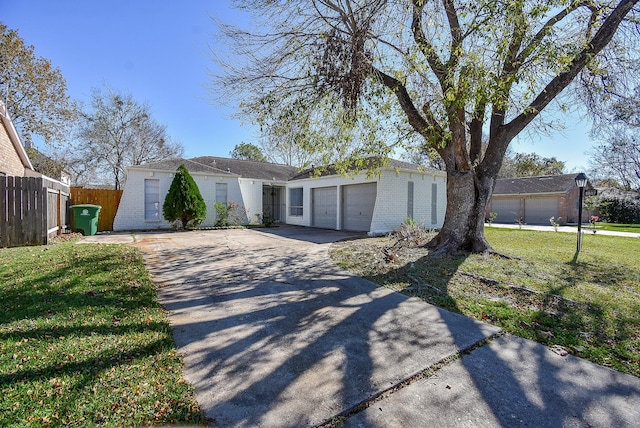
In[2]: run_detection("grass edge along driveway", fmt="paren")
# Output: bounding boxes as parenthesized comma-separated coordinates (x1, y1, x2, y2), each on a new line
(330, 228, 640, 378)
(0, 239, 203, 427)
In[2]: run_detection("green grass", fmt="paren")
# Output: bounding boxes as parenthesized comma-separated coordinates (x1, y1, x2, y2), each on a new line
(589, 223, 640, 233)
(0, 240, 203, 427)
(330, 229, 640, 377)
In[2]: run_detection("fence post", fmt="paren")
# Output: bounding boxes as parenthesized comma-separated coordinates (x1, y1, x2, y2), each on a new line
(0, 175, 6, 247)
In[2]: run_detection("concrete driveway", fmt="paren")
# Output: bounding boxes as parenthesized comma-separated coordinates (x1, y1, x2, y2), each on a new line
(98, 226, 640, 427)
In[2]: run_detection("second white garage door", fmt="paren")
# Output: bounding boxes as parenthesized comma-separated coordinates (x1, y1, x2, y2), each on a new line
(312, 186, 337, 229)
(525, 197, 559, 225)
(342, 183, 377, 232)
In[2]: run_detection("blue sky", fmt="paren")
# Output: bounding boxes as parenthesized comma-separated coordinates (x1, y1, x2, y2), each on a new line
(2, 0, 595, 172)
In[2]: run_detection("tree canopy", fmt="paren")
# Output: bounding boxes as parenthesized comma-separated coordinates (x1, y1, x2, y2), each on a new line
(213, 0, 639, 254)
(0, 22, 77, 146)
(230, 142, 267, 162)
(589, 87, 640, 191)
(72, 85, 183, 189)
(500, 152, 566, 178)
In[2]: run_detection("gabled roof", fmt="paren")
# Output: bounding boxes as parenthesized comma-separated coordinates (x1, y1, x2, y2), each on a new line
(131, 155, 435, 183)
(128, 157, 238, 176)
(28, 148, 71, 178)
(493, 174, 586, 195)
(129, 156, 298, 181)
(290, 157, 442, 180)
(0, 100, 34, 171)
(190, 156, 298, 181)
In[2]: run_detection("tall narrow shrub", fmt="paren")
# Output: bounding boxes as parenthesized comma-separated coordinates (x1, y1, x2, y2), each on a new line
(163, 164, 206, 229)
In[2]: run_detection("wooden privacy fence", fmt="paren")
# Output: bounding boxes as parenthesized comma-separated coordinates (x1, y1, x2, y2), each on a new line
(1, 175, 70, 247)
(70, 188, 123, 232)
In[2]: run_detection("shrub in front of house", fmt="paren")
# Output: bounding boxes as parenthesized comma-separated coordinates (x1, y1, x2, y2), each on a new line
(163, 164, 207, 229)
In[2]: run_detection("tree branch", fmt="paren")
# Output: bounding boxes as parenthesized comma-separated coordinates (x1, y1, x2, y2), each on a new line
(373, 65, 444, 143)
(503, 0, 639, 142)
(411, 0, 448, 88)
(443, 0, 463, 70)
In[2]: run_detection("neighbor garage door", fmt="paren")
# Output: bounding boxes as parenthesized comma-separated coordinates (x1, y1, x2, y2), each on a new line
(525, 197, 559, 225)
(312, 186, 337, 229)
(342, 183, 377, 232)
(491, 198, 521, 224)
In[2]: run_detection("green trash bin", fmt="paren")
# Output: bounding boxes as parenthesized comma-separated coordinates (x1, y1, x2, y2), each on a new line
(70, 204, 102, 236)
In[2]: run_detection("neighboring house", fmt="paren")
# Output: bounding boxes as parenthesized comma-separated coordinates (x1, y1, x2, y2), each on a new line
(487, 173, 593, 225)
(0, 100, 35, 177)
(1, 100, 71, 246)
(26, 148, 72, 185)
(113, 156, 447, 234)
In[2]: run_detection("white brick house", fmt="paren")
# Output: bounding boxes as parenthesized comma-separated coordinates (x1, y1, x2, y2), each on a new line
(113, 156, 446, 234)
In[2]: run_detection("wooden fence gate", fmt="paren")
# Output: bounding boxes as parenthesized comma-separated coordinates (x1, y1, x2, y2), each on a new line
(0, 176, 70, 247)
(70, 188, 123, 232)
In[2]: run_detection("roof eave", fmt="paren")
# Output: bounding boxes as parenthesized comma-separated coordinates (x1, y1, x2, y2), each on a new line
(0, 102, 34, 171)
(492, 191, 568, 196)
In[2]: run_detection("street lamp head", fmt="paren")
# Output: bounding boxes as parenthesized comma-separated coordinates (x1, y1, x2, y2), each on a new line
(575, 173, 588, 188)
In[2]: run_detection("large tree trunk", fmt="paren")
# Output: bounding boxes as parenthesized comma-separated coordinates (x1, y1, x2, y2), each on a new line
(427, 169, 495, 255)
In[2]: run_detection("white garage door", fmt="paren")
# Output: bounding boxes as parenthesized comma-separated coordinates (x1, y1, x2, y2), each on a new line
(491, 198, 521, 224)
(525, 197, 559, 225)
(343, 183, 377, 232)
(312, 187, 337, 229)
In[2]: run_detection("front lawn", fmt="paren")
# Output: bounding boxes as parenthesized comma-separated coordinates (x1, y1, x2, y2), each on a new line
(590, 223, 640, 233)
(0, 240, 203, 426)
(330, 229, 640, 377)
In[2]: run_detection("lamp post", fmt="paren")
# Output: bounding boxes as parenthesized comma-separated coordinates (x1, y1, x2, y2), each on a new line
(575, 173, 588, 252)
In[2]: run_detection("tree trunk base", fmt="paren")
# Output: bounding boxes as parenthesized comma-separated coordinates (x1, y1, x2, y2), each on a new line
(425, 230, 493, 256)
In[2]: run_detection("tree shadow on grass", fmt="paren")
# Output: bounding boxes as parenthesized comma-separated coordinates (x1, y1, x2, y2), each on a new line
(0, 245, 199, 426)
(355, 248, 640, 426)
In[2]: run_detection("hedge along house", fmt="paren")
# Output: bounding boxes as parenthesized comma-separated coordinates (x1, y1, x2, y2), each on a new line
(114, 156, 447, 234)
(486, 173, 594, 225)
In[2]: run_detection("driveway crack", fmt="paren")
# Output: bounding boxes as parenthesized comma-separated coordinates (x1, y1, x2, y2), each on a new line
(316, 330, 506, 428)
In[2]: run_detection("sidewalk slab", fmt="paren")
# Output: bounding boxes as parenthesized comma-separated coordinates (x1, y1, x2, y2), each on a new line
(345, 334, 640, 427)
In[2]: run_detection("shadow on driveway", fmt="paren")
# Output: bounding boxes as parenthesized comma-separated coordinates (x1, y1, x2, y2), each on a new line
(133, 228, 640, 427)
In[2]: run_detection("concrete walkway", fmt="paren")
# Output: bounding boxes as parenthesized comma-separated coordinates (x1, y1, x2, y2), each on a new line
(81, 227, 640, 427)
(488, 222, 640, 238)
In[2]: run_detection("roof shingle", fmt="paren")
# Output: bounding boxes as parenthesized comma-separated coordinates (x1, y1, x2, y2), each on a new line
(493, 174, 584, 195)
(128, 156, 298, 180)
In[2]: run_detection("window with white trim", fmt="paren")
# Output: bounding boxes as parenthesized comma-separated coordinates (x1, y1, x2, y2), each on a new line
(144, 179, 160, 221)
(289, 187, 303, 216)
(216, 183, 228, 204)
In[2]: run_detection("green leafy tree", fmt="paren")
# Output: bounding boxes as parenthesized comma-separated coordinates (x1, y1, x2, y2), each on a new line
(213, 0, 638, 254)
(230, 142, 267, 162)
(0, 22, 77, 146)
(163, 165, 206, 229)
(500, 152, 566, 178)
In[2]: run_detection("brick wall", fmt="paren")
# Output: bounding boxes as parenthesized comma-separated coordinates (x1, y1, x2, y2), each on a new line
(286, 168, 447, 234)
(0, 119, 26, 176)
(370, 170, 446, 234)
(113, 168, 255, 231)
(114, 165, 448, 234)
